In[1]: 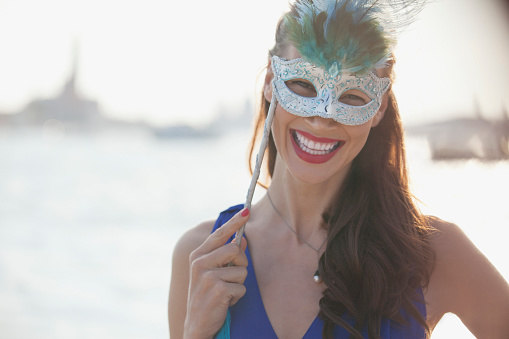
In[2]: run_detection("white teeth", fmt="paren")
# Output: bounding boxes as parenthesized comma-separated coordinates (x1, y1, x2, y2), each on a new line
(294, 131, 339, 155)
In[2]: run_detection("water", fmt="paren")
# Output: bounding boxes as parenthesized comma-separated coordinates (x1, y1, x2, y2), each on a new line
(0, 128, 507, 339)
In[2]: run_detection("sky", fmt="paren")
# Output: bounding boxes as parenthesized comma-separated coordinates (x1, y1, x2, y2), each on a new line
(0, 0, 508, 127)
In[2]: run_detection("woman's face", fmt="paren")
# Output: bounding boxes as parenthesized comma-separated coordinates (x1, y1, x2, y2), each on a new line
(264, 46, 388, 186)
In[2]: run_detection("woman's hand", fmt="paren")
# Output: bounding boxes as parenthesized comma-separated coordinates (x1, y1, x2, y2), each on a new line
(184, 208, 250, 339)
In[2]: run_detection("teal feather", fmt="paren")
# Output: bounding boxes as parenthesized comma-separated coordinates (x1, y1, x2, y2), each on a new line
(284, 0, 425, 75)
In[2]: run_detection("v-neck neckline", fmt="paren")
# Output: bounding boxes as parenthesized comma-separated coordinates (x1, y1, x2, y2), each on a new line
(218, 205, 426, 339)
(244, 242, 322, 338)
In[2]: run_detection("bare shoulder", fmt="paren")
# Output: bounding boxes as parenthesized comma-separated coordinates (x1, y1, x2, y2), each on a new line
(173, 220, 216, 260)
(170, 219, 216, 285)
(168, 220, 215, 339)
(425, 216, 470, 259)
(170, 220, 216, 287)
(424, 216, 509, 338)
(425, 216, 495, 276)
(426, 214, 458, 235)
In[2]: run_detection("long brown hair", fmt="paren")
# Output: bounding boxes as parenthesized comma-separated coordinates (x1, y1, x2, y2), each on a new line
(248, 16, 435, 339)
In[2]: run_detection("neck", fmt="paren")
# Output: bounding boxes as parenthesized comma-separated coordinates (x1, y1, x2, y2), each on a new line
(265, 156, 350, 238)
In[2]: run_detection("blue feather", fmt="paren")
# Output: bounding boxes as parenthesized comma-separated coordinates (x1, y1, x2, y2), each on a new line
(215, 310, 231, 339)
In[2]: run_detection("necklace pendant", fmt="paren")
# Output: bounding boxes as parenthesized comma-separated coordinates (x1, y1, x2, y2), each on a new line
(313, 269, 322, 283)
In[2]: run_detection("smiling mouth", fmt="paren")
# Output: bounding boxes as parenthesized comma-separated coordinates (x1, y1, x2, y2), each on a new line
(291, 129, 343, 155)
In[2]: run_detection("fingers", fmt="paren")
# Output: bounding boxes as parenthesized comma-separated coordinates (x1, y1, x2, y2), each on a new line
(219, 242, 248, 268)
(193, 267, 247, 306)
(228, 282, 247, 306)
(216, 265, 248, 284)
(202, 279, 246, 308)
(235, 236, 248, 252)
(184, 209, 250, 339)
(195, 208, 250, 256)
(207, 277, 247, 307)
(189, 207, 250, 279)
(185, 278, 246, 337)
(193, 241, 248, 272)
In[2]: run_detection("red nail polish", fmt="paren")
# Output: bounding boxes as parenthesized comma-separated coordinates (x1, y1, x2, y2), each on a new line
(241, 208, 249, 217)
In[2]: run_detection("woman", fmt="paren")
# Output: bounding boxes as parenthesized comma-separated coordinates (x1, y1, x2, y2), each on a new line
(168, 0, 509, 338)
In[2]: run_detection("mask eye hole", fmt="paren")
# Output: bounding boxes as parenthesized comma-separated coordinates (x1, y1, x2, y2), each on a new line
(284, 79, 317, 98)
(338, 89, 371, 106)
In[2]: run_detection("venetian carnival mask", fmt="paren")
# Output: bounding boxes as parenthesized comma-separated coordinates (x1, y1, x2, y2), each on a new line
(271, 55, 391, 126)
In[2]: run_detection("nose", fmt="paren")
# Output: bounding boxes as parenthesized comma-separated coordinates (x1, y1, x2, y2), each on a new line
(305, 115, 338, 130)
(316, 89, 334, 117)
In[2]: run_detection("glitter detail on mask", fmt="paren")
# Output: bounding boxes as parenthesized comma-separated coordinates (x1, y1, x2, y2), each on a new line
(271, 56, 391, 126)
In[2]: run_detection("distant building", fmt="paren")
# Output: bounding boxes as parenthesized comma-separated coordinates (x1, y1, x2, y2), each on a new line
(2, 41, 253, 138)
(0, 112, 11, 125)
(9, 41, 104, 131)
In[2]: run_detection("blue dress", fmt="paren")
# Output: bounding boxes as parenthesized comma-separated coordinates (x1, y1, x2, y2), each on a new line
(213, 204, 427, 339)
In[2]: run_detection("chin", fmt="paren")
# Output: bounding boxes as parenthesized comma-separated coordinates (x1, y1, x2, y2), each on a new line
(284, 154, 352, 187)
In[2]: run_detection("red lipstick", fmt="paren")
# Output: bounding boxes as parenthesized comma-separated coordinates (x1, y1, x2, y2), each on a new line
(290, 129, 344, 164)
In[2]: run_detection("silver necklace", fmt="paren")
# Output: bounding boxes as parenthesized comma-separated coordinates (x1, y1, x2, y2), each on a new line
(266, 191, 327, 283)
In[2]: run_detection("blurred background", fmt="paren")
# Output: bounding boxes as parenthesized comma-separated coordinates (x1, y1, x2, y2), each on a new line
(0, 0, 508, 338)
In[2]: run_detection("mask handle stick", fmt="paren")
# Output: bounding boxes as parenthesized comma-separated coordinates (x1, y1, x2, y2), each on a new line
(233, 93, 277, 246)
(218, 94, 275, 339)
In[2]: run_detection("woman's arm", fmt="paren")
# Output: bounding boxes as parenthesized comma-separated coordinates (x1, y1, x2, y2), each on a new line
(168, 209, 249, 339)
(168, 220, 213, 339)
(425, 218, 509, 338)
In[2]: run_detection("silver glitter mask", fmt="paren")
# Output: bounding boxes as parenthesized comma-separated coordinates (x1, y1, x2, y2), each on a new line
(271, 56, 391, 125)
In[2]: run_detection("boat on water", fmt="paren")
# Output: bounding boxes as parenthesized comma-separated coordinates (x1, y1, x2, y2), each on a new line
(407, 110, 509, 161)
